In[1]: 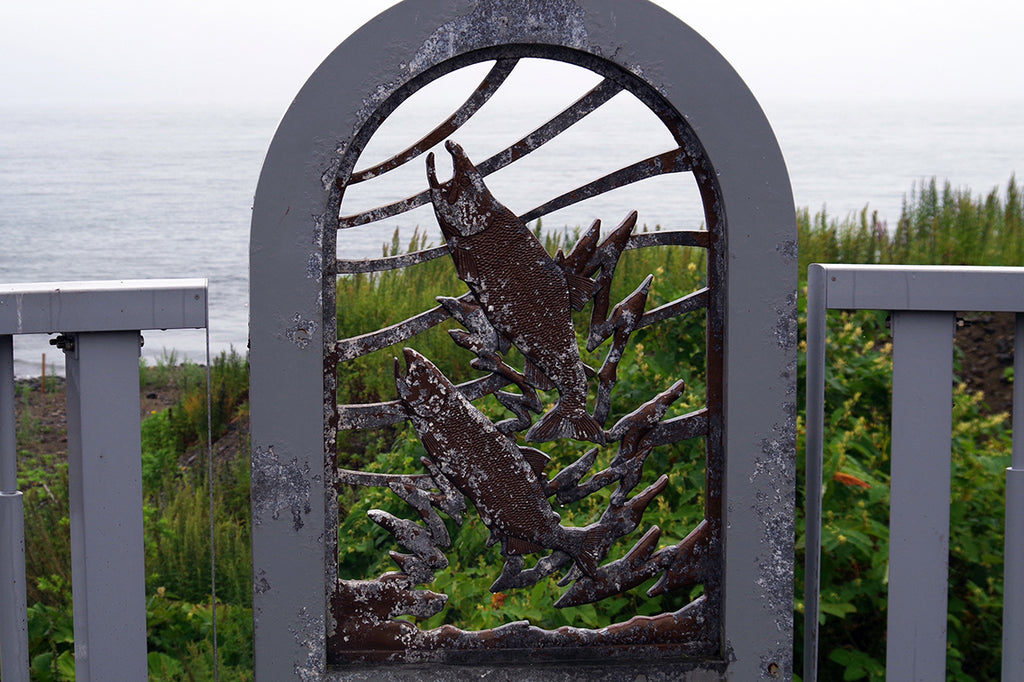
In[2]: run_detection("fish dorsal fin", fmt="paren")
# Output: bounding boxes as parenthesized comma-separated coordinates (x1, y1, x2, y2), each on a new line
(564, 270, 598, 311)
(505, 535, 545, 556)
(519, 446, 550, 478)
(524, 355, 556, 391)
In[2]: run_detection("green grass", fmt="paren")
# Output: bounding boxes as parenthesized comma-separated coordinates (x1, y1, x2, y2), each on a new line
(10, 173, 1024, 679)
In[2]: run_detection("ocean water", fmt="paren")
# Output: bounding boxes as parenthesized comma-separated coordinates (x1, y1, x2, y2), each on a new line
(2, 69, 1021, 376)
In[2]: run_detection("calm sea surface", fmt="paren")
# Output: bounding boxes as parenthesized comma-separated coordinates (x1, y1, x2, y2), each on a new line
(2, 87, 1021, 376)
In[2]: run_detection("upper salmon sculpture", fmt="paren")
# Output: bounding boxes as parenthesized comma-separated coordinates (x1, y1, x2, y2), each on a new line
(395, 347, 608, 577)
(427, 140, 604, 444)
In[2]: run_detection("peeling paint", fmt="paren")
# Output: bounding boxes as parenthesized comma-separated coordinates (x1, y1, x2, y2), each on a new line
(776, 238, 798, 264)
(291, 606, 326, 681)
(254, 570, 272, 595)
(773, 292, 799, 352)
(252, 445, 313, 531)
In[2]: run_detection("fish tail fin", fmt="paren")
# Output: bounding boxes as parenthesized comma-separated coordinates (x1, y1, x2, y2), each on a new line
(526, 403, 605, 444)
(569, 525, 611, 578)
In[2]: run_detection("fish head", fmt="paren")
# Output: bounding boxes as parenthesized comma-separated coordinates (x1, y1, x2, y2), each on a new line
(394, 348, 454, 418)
(426, 140, 503, 240)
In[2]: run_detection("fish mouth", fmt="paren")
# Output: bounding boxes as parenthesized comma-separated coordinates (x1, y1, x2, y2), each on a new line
(396, 348, 452, 415)
(426, 141, 473, 204)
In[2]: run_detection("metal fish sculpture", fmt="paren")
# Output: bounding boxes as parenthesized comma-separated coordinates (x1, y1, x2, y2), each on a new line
(395, 348, 609, 578)
(426, 140, 605, 444)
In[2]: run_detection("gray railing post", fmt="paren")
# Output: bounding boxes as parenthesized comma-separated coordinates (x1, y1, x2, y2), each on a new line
(0, 279, 208, 681)
(1004, 313, 1024, 680)
(1, 333, 31, 682)
(803, 266, 826, 682)
(887, 310, 955, 681)
(64, 331, 149, 681)
(805, 264, 1024, 681)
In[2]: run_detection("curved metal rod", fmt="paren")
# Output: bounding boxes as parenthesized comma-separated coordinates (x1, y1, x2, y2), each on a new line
(337, 244, 450, 274)
(625, 230, 709, 250)
(640, 408, 709, 449)
(336, 244, 708, 361)
(338, 78, 623, 228)
(518, 147, 692, 225)
(637, 287, 708, 331)
(472, 77, 622, 176)
(336, 469, 433, 489)
(336, 296, 465, 362)
(336, 230, 708, 276)
(336, 373, 511, 430)
(348, 59, 519, 184)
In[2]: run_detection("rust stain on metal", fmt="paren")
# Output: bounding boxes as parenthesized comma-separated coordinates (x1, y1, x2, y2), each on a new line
(286, 312, 319, 350)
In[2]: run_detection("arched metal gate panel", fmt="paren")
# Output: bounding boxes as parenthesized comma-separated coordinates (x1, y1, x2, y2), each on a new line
(250, 1, 796, 678)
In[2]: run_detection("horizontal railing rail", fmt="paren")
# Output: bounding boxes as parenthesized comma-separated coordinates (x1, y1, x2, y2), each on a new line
(805, 264, 1024, 682)
(0, 279, 208, 682)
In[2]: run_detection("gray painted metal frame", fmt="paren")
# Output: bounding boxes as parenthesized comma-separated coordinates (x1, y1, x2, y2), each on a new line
(805, 263, 1024, 681)
(249, 1, 795, 679)
(0, 279, 207, 682)
(1, 335, 30, 681)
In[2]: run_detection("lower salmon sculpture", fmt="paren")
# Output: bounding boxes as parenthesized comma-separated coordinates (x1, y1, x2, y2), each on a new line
(427, 140, 605, 444)
(395, 348, 608, 578)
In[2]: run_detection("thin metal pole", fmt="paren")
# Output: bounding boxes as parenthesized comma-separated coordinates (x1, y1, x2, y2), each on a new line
(206, 326, 219, 681)
(886, 311, 954, 682)
(0, 334, 31, 681)
(803, 265, 826, 682)
(1003, 313, 1024, 680)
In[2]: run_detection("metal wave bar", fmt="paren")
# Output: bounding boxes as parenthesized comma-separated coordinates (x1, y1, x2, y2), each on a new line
(336, 230, 708, 275)
(335, 408, 710, 486)
(638, 288, 708, 331)
(336, 232, 709, 359)
(518, 147, 693, 225)
(336, 291, 471, 362)
(338, 78, 623, 228)
(641, 407, 709, 449)
(348, 59, 518, 184)
(337, 373, 510, 430)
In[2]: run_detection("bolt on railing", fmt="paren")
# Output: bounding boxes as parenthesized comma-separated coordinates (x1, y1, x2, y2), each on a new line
(0, 279, 207, 682)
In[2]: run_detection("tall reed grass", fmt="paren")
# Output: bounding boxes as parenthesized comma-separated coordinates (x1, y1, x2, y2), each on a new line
(799, 175, 1023, 271)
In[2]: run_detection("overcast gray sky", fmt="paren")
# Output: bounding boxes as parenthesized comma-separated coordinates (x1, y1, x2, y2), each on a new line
(3, 0, 1022, 109)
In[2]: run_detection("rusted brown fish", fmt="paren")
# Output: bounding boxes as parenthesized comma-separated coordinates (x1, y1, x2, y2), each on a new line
(395, 348, 608, 577)
(426, 140, 604, 444)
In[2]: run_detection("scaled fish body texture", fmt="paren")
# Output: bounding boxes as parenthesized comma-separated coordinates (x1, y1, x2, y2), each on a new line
(427, 140, 603, 444)
(395, 348, 606, 577)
